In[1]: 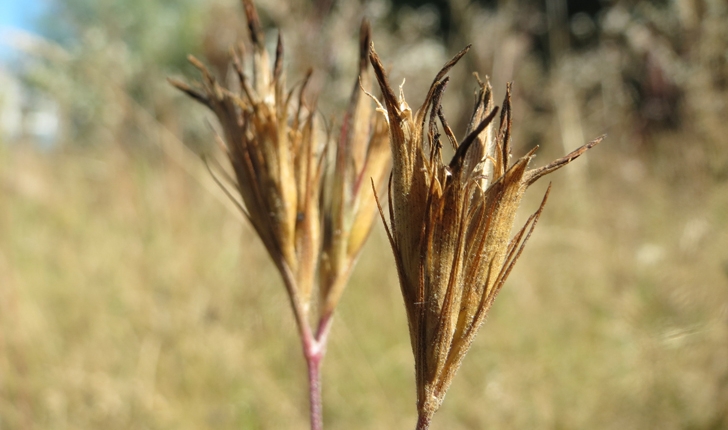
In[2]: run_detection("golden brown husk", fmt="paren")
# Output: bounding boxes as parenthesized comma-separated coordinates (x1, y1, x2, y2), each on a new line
(170, 1, 390, 327)
(369, 44, 603, 422)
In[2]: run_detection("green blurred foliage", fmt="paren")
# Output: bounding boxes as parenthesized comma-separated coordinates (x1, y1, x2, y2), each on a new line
(16, 0, 728, 180)
(20, 0, 214, 149)
(40, 0, 205, 70)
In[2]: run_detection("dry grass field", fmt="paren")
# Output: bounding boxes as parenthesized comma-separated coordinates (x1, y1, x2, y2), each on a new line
(1, 136, 727, 429)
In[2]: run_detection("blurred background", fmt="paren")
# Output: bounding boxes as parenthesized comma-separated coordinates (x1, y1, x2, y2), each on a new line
(1, 0, 727, 428)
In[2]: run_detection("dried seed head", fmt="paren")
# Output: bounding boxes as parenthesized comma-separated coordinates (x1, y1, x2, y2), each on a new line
(170, 2, 391, 327)
(170, 0, 324, 313)
(319, 20, 391, 316)
(369, 44, 603, 422)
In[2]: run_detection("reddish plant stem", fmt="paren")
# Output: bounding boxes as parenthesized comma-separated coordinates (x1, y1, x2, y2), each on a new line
(305, 346, 324, 430)
(302, 313, 334, 430)
(416, 413, 432, 430)
(280, 267, 335, 430)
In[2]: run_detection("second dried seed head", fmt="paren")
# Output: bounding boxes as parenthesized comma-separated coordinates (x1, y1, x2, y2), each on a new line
(368, 44, 602, 424)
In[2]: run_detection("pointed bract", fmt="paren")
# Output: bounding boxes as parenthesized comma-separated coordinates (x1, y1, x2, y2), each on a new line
(369, 44, 603, 424)
(319, 21, 391, 317)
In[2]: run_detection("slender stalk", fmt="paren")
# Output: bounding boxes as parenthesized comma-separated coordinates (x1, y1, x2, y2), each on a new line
(416, 413, 432, 430)
(300, 318, 333, 430)
(282, 264, 335, 430)
(305, 343, 324, 430)
(305, 313, 334, 430)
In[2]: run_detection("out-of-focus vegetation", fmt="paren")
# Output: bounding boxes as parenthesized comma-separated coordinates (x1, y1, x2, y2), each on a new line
(1, 0, 727, 428)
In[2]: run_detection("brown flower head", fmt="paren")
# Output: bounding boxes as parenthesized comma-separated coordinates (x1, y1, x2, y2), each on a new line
(169, 2, 390, 335)
(170, 1, 322, 321)
(368, 44, 603, 426)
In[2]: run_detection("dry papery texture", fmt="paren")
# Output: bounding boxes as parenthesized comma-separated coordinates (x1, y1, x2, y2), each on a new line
(170, 0, 389, 332)
(368, 44, 602, 426)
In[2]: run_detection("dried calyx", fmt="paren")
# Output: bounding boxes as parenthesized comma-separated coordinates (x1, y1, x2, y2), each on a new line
(170, 4, 392, 427)
(170, 3, 390, 332)
(368, 44, 602, 426)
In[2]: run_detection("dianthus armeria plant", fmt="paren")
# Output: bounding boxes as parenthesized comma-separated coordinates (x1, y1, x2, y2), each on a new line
(169, 1, 389, 428)
(367, 45, 603, 429)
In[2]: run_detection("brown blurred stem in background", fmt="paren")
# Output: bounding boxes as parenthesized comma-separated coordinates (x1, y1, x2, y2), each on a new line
(368, 43, 602, 429)
(169, 1, 390, 428)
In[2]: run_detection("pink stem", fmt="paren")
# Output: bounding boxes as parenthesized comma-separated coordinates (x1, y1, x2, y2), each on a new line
(278, 268, 329, 430)
(302, 314, 334, 430)
(305, 346, 324, 430)
(416, 413, 431, 430)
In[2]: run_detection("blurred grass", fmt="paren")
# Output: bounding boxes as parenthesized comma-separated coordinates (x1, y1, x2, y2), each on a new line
(3, 0, 728, 428)
(1, 138, 727, 429)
